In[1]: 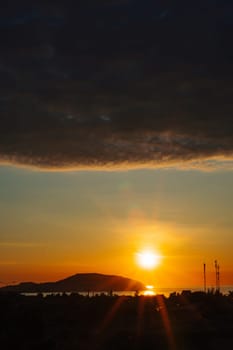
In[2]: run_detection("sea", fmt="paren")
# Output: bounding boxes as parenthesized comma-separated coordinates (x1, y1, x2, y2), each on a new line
(22, 285, 233, 298)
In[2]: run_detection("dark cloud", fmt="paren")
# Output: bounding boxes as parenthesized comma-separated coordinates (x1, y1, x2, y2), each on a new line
(0, 0, 233, 169)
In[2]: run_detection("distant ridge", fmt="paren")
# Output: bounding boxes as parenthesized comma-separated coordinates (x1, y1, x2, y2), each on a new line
(0, 273, 145, 293)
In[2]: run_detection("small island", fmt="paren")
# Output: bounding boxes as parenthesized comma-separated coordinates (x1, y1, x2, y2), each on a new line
(0, 273, 144, 293)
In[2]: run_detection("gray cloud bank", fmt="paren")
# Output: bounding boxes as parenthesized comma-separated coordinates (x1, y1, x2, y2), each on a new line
(0, 0, 233, 169)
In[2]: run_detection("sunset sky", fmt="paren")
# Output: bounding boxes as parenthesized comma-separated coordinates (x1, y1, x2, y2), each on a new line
(0, 1, 233, 289)
(1, 165, 232, 288)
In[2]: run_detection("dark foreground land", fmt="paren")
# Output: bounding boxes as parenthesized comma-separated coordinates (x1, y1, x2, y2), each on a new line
(1, 291, 233, 350)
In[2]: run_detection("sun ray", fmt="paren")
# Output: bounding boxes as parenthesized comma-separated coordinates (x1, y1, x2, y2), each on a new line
(156, 294, 176, 350)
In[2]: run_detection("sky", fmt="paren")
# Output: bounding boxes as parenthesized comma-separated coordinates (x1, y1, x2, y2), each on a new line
(0, 0, 233, 288)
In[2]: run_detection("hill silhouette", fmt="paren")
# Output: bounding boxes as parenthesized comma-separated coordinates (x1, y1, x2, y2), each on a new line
(0, 273, 144, 293)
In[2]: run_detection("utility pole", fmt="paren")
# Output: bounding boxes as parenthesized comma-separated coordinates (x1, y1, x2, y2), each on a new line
(214, 260, 220, 293)
(203, 263, 206, 293)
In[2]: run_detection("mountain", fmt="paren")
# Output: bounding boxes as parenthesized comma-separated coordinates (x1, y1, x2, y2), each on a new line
(0, 273, 145, 293)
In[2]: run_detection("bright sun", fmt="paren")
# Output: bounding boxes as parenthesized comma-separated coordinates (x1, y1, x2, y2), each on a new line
(136, 249, 161, 269)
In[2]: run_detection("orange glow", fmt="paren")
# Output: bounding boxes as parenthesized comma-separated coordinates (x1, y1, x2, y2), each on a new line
(2, 219, 233, 288)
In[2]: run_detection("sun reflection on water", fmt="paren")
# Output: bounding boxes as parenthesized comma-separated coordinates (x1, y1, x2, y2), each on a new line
(143, 290, 156, 296)
(143, 285, 156, 296)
